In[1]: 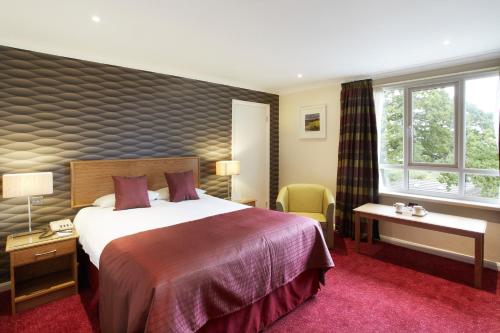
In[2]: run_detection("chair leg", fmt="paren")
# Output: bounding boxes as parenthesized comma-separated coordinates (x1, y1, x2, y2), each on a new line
(322, 225, 334, 249)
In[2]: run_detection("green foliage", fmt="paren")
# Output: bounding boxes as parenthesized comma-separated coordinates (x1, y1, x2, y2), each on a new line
(465, 103, 499, 197)
(412, 171, 428, 180)
(381, 89, 404, 164)
(384, 169, 403, 187)
(412, 88, 454, 164)
(465, 104, 498, 169)
(468, 175, 499, 198)
(381, 86, 499, 198)
(437, 172, 459, 192)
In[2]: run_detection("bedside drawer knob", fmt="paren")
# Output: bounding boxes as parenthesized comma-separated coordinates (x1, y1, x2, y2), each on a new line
(34, 249, 57, 257)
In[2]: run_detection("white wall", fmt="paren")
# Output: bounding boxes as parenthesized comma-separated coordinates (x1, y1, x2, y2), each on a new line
(279, 78, 500, 269)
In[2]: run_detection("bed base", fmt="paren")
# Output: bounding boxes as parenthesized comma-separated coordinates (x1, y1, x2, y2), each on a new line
(86, 260, 319, 332)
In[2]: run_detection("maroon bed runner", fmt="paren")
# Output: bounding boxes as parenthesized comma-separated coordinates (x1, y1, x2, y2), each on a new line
(99, 208, 334, 333)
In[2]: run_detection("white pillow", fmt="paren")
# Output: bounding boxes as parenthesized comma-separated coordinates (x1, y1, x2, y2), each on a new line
(156, 187, 206, 201)
(93, 190, 160, 208)
(148, 190, 160, 201)
(157, 187, 169, 200)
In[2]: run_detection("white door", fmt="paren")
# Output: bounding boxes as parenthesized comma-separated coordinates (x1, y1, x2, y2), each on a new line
(232, 100, 270, 208)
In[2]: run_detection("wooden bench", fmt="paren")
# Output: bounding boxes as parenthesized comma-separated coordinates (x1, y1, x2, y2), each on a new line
(353, 203, 487, 288)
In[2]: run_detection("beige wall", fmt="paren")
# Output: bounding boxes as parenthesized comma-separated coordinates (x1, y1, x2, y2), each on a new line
(279, 83, 341, 194)
(279, 72, 500, 268)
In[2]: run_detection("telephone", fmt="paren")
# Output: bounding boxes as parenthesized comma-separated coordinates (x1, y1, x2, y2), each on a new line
(49, 219, 74, 232)
(39, 219, 74, 238)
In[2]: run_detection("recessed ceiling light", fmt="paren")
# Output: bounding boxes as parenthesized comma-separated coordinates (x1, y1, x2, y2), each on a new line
(297, 73, 303, 78)
(443, 39, 451, 46)
(91, 15, 101, 23)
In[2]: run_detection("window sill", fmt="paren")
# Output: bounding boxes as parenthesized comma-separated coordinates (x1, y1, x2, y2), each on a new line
(379, 191, 500, 211)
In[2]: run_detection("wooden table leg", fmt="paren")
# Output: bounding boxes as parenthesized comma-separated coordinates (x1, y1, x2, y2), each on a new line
(367, 219, 373, 246)
(474, 234, 484, 289)
(10, 262, 15, 315)
(355, 213, 360, 253)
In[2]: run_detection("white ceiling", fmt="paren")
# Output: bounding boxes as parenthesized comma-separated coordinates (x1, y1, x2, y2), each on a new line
(1, 0, 499, 94)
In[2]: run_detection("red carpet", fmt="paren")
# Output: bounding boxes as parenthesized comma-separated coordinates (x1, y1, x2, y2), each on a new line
(1, 236, 499, 333)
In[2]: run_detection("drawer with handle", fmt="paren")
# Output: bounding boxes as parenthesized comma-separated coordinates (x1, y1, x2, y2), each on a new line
(11, 239, 75, 267)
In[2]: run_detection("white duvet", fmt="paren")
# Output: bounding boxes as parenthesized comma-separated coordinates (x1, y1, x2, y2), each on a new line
(74, 194, 248, 268)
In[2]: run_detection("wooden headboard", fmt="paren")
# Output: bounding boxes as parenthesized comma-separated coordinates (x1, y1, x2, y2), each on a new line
(70, 156, 200, 208)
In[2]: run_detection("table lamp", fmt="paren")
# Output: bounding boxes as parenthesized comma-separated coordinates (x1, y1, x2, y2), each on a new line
(2, 172, 53, 235)
(216, 161, 240, 199)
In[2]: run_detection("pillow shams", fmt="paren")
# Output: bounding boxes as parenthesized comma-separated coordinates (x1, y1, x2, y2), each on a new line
(112, 175, 151, 210)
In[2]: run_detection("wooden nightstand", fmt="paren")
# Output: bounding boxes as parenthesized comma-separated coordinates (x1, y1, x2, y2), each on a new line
(235, 199, 256, 207)
(5, 230, 79, 314)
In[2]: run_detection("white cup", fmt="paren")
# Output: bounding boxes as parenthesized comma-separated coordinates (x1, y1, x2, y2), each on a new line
(393, 202, 405, 213)
(413, 205, 426, 216)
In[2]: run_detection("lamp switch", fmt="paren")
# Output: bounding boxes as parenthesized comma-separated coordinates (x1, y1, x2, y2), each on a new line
(31, 196, 43, 205)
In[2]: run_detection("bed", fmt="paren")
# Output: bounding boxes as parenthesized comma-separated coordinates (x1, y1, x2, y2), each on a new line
(71, 157, 334, 332)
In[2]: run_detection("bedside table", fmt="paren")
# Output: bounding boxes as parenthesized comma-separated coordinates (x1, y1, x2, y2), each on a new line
(6, 229, 79, 314)
(235, 199, 256, 207)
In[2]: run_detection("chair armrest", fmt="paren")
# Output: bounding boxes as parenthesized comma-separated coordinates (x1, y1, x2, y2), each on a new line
(322, 188, 335, 218)
(276, 187, 289, 212)
(323, 188, 335, 249)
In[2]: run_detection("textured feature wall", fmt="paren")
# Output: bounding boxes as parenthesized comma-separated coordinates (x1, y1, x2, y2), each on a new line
(0, 46, 279, 282)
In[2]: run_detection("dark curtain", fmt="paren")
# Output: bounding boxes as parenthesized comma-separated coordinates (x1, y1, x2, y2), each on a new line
(335, 79, 379, 239)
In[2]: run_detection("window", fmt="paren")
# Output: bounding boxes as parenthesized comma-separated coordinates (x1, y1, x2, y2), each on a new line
(410, 83, 457, 166)
(377, 71, 500, 203)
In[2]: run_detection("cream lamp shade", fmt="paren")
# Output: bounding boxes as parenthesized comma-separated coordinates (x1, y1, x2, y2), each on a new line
(2, 172, 53, 198)
(216, 161, 240, 176)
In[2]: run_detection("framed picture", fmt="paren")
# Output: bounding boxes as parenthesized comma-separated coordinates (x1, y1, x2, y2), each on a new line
(299, 104, 326, 139)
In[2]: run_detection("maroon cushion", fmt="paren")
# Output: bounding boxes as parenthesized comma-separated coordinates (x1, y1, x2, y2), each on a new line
(112, 175, 151, 210)
(164, 170, 199, 202)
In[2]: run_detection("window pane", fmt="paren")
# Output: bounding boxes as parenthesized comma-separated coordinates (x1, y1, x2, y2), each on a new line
(409, 170, 459, 194)
(380, 168, 404, 190)
(465, 174, 500, 200)
(411, 85, 455, 164)
(465, 75, 500, 169)
(380, 89, 404, 164)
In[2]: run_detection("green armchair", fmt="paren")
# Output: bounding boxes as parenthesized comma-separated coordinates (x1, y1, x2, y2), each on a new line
(276, 184, 335, 249)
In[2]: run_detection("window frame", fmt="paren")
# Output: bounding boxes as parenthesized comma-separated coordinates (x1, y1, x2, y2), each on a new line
(377, 69, 500, 204)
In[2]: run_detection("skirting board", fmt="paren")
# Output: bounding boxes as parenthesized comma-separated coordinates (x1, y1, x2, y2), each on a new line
(380, 235, 500, 271)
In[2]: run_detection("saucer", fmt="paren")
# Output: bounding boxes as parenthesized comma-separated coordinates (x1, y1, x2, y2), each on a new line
(412, 211, 427, 217)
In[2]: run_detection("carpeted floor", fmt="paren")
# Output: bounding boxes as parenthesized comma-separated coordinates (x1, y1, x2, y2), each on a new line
(1, 236, 499, 333)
